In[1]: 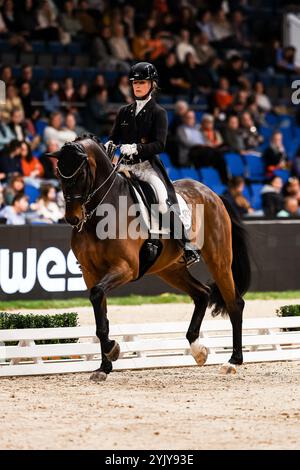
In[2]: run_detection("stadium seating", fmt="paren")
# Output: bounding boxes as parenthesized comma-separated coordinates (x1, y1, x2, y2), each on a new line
(224, 153, 245, 177)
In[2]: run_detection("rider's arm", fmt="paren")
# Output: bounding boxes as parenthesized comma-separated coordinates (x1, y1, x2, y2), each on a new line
(136, 106, 167, 160)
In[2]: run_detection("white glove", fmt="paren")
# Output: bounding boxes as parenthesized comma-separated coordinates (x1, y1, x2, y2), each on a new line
(120, 143, 138, 156)
(104, 140, 115, 152)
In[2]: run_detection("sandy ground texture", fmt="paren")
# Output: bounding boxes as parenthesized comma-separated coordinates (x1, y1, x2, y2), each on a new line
(1, 299, 300, 450)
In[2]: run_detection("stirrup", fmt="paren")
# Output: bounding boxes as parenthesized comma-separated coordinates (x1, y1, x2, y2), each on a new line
(183, 249, 201, 268)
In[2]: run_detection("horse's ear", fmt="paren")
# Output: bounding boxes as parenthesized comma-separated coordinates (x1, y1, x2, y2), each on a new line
(45, 150, 61, 159)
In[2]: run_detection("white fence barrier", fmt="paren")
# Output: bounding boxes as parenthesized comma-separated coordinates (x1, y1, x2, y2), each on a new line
(0, 317, 300, 377)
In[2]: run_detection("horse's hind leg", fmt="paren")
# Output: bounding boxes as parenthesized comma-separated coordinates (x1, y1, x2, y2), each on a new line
(158, 263, 210, 366)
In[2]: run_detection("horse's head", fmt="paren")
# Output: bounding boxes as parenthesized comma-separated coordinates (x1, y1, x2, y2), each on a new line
(47, 134, 109, 227)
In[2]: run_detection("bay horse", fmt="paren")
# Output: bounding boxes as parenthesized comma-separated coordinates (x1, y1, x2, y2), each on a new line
(50, 134, 251, 381)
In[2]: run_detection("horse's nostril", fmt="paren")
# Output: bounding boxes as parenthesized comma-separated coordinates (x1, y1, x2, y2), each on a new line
(66, 216, 80, 226)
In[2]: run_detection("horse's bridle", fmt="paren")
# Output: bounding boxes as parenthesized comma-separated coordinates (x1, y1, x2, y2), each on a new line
(57, 145, 124, 232)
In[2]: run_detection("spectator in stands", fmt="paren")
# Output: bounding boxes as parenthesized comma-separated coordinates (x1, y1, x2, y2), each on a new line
(279, 197, 300, 217)
(84, 86, 114, 136)
(200, 114, 223, 147)
(59, 0, 82, 38)
(1, 66, 14, 85)
(177, 110, 228, 182)
(2, 84, 24, 123)
(8, 109, 28, 142)
(32, 183, 64, 223)
(110, 75, 133, 104)
(176, 29, 199, 64)
(0, 111, 14, 151)
(92, 26, 130, 72)
(3, 174, 25, 205)
(261, 175, 284, 218)
(16, 65, 37, 91)
(39, 139, 59, 180)
(76, 0, 98, 35)
(210, 8, 233, 43)
(0, 193, 29, 225)
(35, 0, 61, 42)
(283, 177, 300, 206)
(214, 77, 233, 112)
(166, 100, 189, 167)
(231, 9, 250, 48)
(223, 176, 253, 218)
(184, 52, 213, 101)
(43, 112, 77, 148)
(122, 4, 136, 40)
(109, 23, 133, 63)
(132, 28, 153, 61)
(220, 54, 246, 88)
(43, 81, 61, 115)
(20, 81, 39, 122)
(193, 31, 216, 65)
(254, 81, 272, 113)
(15, 0, 38, 35)
(0, 139, 22, 182)
(59, 77, 77, 106)
(158, 52, 190, 97)
(65, 112, 85, 136)
(20, 141, 44, 179)
(276, 46, 300, 75)
(222, 114, 244, 154)
(196, 9, 214, 42)
(240, 111, 263, 152)
(0, 0, 32, 51)
(263, 131, 288, 177)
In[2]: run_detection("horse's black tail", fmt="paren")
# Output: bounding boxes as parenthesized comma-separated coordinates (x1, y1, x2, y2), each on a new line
(208, 196, 251, 317)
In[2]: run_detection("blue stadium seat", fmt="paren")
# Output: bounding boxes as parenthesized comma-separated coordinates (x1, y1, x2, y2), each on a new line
(31, 41, 46, 54)
(35, 120, 48, 137)
(104, 70, 119, 85)
(82, 67, 97, 81)
(66, 42, 82, 55)
(273, 169, 290, 183)
(25, 184, 40, 204)
(32, 66, 47, 81)
(159, 95, 173, 104)
(50, 66, 66, 80)
(180, 168, 199, 181)
(244, 154, 265, 181)
(167, 167, 181, 181)
(224, 152, 245, 176)
(48, 41, 65, 55)
(68, 67, 83, 82)
(210, 183, 227, 195)
(160, 153, 171, 167)
(167, 110, 174, 126)
(265, 112, 279, 127)
(200, 167, 222, 186)
(250, 184, 263, 210)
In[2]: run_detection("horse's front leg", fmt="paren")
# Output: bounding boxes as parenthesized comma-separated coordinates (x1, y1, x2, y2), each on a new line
(89, 269, 134, 382)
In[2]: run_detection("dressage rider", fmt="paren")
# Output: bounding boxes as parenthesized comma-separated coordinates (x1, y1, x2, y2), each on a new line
(105, 61, 200, 266)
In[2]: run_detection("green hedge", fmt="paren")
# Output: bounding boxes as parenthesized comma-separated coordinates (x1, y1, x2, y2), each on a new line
(276, 305, 300, 331)
(0, 312, 78, 344)
(276, 305, 300, 317)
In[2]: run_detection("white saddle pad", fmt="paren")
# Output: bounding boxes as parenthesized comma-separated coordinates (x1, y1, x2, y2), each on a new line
(132, 187, 192, 233)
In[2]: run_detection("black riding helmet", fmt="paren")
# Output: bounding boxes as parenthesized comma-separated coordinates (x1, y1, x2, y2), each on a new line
(129, 62, 159, 100)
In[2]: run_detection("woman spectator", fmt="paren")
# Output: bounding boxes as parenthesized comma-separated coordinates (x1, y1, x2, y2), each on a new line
(261, 175, 284, 217)
(223, 176, 253, 218)
(200, 114, 223, 147)
(35, 0, 61, 42)
(110, 75, 133, 104)
(132, 29, 153, 61)
(211, 8, 233, 43)
(20, 141, 44, 179)
(33, 184, 64, 223)
(193, 31, 216, 65)
(176, 29, 199, 64)
(109, 23, 133, 63)
(59, 77, 77, 106)
(3, 174, 25, 205)
(214, 77, 233, 112)
(43, 81, 61, 115)
(0, 194, 29, 225)
(263, 131, 289, 177)
(254, 81, 272, 113)
(283, 177, 300, 205)
(59, 0, 82, 38)
(2, 85, 24, 123)
(43, 111, 77, 149)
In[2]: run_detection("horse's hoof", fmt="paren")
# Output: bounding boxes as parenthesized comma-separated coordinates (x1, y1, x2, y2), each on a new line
(220, 362, 237, 375)
(190, 341, 208, 366)
(90, 370, 107, 382)
(105, 341, 120, 362)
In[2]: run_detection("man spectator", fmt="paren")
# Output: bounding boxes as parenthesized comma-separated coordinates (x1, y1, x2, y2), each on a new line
(277, 197, 300, 217)
(240, 111, 263, 152)
(177, 110, 228, 182)
(65, 112, 85, 136)
(0, 194, 29, 225)
(40, 139, 59, 180)
(193, 31, 216, 65)
(92, 26, 130, 72)
(9, 109, 28, 142)
(43, 81, 61, 115)
(44, 112, 77, 148)
(222, 114, 244, 154)
(84, 86, 114, 136)
(0, 139, 22, 183)
(261, 175, 284, 218)
(158, 52, 190, 97)
(59, 0, 82, 38)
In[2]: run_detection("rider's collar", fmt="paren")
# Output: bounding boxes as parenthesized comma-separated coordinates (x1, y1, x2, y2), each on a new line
(135, 95, 152, 116)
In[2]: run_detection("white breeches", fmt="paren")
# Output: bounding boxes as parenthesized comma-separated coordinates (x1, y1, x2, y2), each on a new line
(118, 160, 169, 214)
